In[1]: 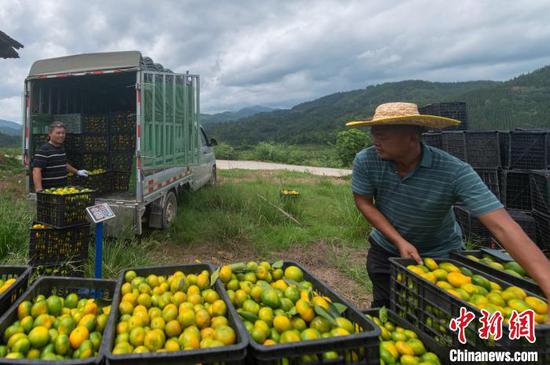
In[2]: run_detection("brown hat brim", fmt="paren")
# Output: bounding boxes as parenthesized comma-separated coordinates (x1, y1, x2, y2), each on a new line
(346, 115, 460, 129)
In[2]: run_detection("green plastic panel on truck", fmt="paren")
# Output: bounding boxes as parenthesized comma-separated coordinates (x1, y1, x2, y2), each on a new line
(141, 71, 199, 170)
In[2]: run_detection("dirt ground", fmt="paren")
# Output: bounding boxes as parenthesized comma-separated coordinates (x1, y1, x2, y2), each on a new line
(152, 240, 372, 310)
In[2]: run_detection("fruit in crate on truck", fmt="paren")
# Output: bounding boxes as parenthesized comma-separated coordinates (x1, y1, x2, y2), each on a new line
(88, 169, 106, 176)
(402, 259, 548, 325)
(466, 254, 532, 281)
(367, 308, 442, 365)
(217, 261, 363, 356)
(42, 186, 93, 195)
(32, 224, 47, 229)
(0, 293, 110, 360)
(111, 268, 237, 355)
(0, 278, 17, 294)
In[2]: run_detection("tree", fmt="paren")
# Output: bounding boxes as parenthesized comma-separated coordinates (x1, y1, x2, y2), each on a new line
(336, 129, 371, 167)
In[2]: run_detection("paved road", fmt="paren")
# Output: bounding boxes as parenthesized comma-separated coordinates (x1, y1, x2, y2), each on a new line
(216, 160, 352, 177)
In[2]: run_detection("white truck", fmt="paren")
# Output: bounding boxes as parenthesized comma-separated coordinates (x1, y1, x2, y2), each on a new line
(23, 51, 217, 235)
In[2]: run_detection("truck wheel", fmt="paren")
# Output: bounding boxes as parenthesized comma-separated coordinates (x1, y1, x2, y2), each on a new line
(209, 166, 217, 185)
(162, 191, 177, 228)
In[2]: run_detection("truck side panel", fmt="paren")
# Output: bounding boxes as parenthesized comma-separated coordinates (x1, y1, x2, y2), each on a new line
(139, 71, 200, 201)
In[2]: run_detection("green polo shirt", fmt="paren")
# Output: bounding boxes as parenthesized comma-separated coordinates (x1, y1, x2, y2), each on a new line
(352, 143, 503, 258)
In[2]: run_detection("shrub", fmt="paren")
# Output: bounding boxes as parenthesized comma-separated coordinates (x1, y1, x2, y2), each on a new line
(214, 143, 237, 159)
(335, 129, 371, 167)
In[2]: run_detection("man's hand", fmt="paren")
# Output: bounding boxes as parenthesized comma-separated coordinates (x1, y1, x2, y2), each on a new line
(397, 240, 422, 264)
(77, 170, 89, 177)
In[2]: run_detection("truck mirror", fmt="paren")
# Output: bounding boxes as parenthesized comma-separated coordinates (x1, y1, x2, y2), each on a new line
(209, 138, 218, 146)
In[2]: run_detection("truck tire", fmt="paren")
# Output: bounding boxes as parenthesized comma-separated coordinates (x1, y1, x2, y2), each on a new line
(209, 166, 217, 185)
(162, 191, 177, 228)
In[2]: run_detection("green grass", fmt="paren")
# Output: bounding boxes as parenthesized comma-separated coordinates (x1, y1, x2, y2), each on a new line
(217, 143, 344, 168)
(0, 189, 158, 280)
(86, 238, 159, 279)
(0, 195, 32, 264)
(168, 170, 372, 290)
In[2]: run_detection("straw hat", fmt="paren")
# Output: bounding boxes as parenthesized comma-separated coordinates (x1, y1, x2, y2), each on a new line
(346, 102, 460, 129)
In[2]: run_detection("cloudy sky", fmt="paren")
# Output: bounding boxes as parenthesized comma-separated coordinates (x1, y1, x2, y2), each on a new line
(2, 0, 550, 123)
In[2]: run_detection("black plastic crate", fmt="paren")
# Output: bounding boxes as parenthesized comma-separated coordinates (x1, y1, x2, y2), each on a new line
(109, 112, 136, 134)
(422, 132, 442, 149)
(530, 170, 550, 215)
(67, 153, 83, 169)
(31, 134, 49, 154)
(450, 250, 543, 296)
(83, 114, 108, 134)
(508, 209, 538, 243)
(65, 133, 83, 153)
(509, 131, 550, 169)
(502, 170, 532, 210)
(32, 259, 87, 279)
(110, 153, 133, 172)
(474, 168, 501, 199)
(0, 276, 115, 365)
(104, 264, 248, 365)
(36, 187, 95, 228)
(465, 131, 501, 168)
(363, 308, 448, 365)
(390, 258, 550, 363)
(77, 172, 112, 195)
(29, 222, 90, 265)
(110, 171, 130, 192)
(533, 210, 550, 256)
(441, 131, 467, 161)
(82, 134, 109, 153)
(453, 206, 492, 244)
(0, 266, 32, 315)
(110, 134, 135, 152)
(498, 131, 510, 168)
(419, 102, 468, 130)
(242, 261, 380, 365)
(81, 153, 109, 170)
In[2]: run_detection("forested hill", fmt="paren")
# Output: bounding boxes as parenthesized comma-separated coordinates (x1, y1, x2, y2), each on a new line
(209, 65, 550, 145)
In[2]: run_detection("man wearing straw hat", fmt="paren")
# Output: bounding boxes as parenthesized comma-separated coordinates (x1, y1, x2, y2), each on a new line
(348, 102, 550, 314)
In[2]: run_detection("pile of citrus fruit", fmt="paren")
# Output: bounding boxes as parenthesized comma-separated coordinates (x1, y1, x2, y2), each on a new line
(367, 309, 442, 365)
(112, 269, 237, 355)
(42, 186, 93, 195)
(465, 254, 532, 280)
(403, 259, 548, 325)
(218, 261, 361, 354)
(0, 278, 17, 294)
(0, 293, 110, 360)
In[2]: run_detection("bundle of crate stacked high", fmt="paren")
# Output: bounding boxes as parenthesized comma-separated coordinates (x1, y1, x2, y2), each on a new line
(421, 118, 549, 252)
(108, 111, 135, 193)
(32, 186, 94, 276)
(63, 112, 135, 194)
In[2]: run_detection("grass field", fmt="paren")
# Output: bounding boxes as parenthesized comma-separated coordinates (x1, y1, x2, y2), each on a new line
(216, 143, 343, 168)
(0, 165, 374, 307)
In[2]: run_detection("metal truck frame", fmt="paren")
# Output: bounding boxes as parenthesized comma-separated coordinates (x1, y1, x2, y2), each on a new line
(23, 51, 203, 235)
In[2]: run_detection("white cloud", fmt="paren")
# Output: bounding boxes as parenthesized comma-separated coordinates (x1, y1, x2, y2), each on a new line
(1, 0, 550, 122)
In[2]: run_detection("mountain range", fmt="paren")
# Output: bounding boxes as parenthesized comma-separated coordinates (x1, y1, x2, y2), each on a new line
(208, 65, 550, 145)
(0, 119, 21, 136)
(201, 105, 275, 125)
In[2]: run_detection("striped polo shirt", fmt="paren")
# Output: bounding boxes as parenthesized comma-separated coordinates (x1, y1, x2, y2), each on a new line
(33, 142, 68, 188)
(352, 143, 503, 258)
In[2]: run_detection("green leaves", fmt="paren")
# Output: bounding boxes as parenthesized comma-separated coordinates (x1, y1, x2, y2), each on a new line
(272, 260, 284, 269)
(379, 306, 388, 324)
(210, 268, 220, 287)
(314, 305, 338, 327)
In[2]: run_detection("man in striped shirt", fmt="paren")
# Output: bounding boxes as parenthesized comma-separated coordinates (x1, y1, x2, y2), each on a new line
(32, 121, 89, 191)
(348, 102, 550, 315)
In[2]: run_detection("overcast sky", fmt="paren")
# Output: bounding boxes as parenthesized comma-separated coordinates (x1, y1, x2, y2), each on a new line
(2, 0, 550, 123)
